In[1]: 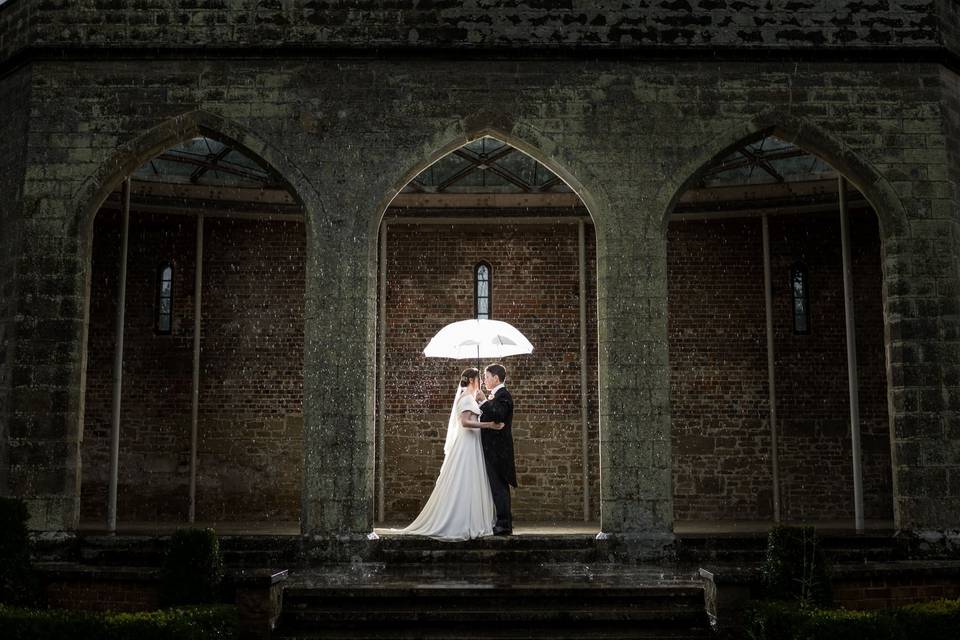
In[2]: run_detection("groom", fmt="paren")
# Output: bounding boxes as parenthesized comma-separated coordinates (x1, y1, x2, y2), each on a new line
(476, 363, 516, 535)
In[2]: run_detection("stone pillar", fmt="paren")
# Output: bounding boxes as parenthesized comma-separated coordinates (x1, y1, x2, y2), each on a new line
(5, 215, 85, 531)
(595, 210, 674, 544)
(886, 70, 960, 537)
(0, 66, 31, 502)
(301, 194, 377, 537)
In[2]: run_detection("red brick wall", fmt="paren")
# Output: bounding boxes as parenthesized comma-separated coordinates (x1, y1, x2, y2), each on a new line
(667, 210, 893, 522)
(380, 219, 601, 523)
(80, 211, 304, 524)
(78, 205, 891, 528)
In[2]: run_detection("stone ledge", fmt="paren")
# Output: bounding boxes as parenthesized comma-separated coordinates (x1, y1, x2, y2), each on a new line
(229, 567, 289, 588)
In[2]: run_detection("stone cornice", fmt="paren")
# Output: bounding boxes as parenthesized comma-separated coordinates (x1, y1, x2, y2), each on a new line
(0, 0, 957, 69)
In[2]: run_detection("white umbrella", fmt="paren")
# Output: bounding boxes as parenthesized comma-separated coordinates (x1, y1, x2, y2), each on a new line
(423, 319, 534, 363)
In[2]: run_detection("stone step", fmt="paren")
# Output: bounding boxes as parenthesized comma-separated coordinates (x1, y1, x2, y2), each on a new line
(76, 534, 307, 567)
(676, 532, 899, 563)
(276, 621, 713, 640)
(277, 584, 710, 640)
(373, 534, 599, 550)
(372, 547, 604, 564)
(279, 585, 706, 623)
(368, 533, 608, 564)
(78, 535, 167, 566)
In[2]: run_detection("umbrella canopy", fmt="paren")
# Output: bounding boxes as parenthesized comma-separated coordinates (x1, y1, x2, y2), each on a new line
(423, 319, 534, 360)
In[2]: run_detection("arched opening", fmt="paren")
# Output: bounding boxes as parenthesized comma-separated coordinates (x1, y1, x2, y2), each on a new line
(373, 136, 601, 532)
(78, 135, 306, 534)
(666, 132, 895, 532)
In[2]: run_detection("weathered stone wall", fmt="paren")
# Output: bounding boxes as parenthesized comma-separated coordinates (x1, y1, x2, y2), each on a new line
(80, 211, 304, 525)
(0, 0, 952, 60)
(882, 68, 960, 531)
(668, 212, 893, 523)
(0, 0, 31, 63)
(382, 220, 600, 524)
(897, 66, 960, 528)
(939, 0, 960, 56)
(2, 53, 956, 536)
(0, 65, 30, 498)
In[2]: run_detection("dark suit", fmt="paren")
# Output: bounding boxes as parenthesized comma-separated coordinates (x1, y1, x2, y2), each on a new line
(479, 386, 516, 530)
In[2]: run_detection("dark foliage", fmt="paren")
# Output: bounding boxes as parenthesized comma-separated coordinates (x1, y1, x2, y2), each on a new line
(0, 604, 237, 640)
(0, 497, 41, 606)
(158, 528, 224, 607)
(745, 598, 960, 640)
(762, 525, 832, 608)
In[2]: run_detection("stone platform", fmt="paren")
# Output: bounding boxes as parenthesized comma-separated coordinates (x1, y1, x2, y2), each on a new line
(276, 563, 711, 639)
(35, 526, 958, 639)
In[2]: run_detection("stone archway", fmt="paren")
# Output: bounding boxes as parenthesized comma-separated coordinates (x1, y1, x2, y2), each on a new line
(73, 113, 318, 533)
(660, 125, 904, 532)
(371, 134, 602, 531)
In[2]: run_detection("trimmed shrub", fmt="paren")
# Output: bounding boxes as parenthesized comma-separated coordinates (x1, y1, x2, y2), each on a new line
(0, 497, 41, 606)
(159, 528, 224, 607)
(0, 604, 238, 640)
(762, 525, 832, 607)
(745, 598, 960, 640)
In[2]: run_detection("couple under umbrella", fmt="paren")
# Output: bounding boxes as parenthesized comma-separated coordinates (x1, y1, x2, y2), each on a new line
(393, 319, 532, 541)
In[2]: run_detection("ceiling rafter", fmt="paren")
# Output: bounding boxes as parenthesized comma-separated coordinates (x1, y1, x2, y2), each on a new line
(435, 146, 516, 191)
(156, 152, 273, 185)
(190, 145, 232, 184)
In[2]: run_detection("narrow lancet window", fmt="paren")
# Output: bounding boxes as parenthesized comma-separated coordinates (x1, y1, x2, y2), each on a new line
(156, 262, 173, 334)
(475, 262, 491, 320)
(792, 262, 810, 335)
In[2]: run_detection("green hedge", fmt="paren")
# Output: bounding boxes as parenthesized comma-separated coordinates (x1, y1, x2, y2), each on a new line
(745, 598, 960, 640)
(0, 604, 238, 640)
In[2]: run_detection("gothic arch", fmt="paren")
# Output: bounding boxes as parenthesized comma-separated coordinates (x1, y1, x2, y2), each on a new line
(370, 115, 610, 238)
(73, 109, 324, 246)
(71, 110, 320, 522)
(655, 113, 910, 241)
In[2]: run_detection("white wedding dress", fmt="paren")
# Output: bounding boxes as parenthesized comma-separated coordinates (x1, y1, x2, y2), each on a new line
(394, 389, 497, 541)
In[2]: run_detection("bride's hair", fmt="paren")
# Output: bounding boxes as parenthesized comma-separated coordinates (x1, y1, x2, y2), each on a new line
(459, 368, 480, 388)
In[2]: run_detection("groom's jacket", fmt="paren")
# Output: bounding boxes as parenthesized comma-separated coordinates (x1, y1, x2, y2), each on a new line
(479, 387, 517, 488)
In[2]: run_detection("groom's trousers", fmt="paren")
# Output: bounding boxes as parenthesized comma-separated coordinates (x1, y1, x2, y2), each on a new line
(485, 462, 512, 530)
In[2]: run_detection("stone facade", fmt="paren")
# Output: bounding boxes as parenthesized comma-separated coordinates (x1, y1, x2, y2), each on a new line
(0, 1, 952, 56)
(0, 1, 958, 540)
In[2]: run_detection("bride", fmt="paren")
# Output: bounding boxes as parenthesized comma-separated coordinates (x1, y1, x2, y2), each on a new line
(396, 367, 504, 541)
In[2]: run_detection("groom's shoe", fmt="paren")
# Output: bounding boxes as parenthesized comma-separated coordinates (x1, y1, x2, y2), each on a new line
(493, 526, 512, 536)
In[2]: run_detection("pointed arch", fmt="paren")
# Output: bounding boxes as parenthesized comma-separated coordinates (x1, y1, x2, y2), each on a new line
(72, 109, 324, 246)
(655, 113, 910, 241)
(370, 116, 608, 529)
(369, 117, 610, 238)
(71, 110, 319, 528)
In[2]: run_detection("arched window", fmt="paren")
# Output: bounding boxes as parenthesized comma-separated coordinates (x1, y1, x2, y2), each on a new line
(156, 261, 174, 334)
(475, 262, 491, 320)
(791, 262, 810, 335)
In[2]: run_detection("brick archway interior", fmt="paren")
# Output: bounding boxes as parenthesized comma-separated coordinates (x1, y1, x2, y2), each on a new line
(666, 136, 894, 527)
(79, 137, 306, 529)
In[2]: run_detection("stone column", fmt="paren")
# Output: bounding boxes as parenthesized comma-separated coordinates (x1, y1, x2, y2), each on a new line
(301, 193, 377, 537)
(5, 215, 85, 531)
(886, 71, 960, 538)
(595, 208, 674, 546)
